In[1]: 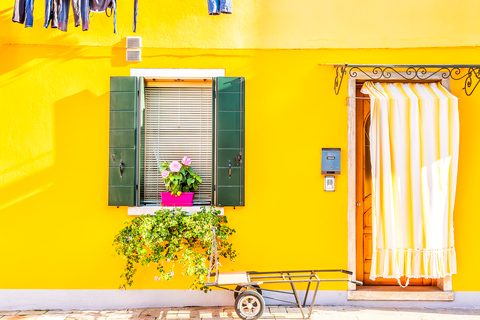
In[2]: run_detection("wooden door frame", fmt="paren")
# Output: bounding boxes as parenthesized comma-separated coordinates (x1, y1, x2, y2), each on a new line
(346, 72, 452, 292)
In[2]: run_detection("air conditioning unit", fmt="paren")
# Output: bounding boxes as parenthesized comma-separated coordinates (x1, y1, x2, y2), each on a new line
(126, 36, 141, 62)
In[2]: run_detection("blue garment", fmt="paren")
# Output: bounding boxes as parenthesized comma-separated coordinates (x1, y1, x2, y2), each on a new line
(220, 0, 232, 14)
(58, 0, 70, 31)
(133, 0, 138, 32)
(55, 0, 83, 31)
(208, 0, 232, 15)
(112, 0, 117, 34)
(24, 0, 34, 27)
(80, 0, 89, 30)
(207, 0, 220, 15)
(44, 0, 59, 28)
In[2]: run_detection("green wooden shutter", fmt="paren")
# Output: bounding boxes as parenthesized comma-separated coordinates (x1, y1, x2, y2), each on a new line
(109, 76, 138, 206)
(214, 77, 245, 206)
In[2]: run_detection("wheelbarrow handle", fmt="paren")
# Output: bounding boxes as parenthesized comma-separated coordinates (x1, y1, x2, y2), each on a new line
(351, 280, 363, 286)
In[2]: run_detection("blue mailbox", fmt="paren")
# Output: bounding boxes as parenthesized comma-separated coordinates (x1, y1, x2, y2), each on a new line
(321, 148, 341, 175)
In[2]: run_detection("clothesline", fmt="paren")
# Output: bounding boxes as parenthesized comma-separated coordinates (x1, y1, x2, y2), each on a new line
(12, 0, 234, 34)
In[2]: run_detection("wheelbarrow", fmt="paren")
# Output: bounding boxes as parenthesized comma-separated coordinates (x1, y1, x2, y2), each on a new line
(205, 227, 363, 320)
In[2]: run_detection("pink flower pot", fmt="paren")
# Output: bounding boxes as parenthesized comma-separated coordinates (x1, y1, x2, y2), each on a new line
(160, 192, 194, 207)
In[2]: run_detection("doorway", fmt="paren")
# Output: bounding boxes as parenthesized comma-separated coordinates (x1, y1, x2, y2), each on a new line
(354, 82, 434, 286)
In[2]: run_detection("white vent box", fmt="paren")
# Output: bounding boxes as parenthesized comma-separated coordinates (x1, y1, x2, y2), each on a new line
(126, 49, 142, 62)
(126, 36, 142, 48)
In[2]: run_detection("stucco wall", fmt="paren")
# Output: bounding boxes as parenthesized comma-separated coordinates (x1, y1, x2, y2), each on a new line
(2, 0, 480, 49)
(2, 43, 480, 293)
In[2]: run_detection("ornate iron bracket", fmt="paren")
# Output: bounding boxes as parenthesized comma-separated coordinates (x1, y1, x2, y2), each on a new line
(332, 64, 480, 96)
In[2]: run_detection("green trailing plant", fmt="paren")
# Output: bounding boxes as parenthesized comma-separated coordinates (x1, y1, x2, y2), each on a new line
(113, 207, 236, 291)
(159, 157, 202, 196)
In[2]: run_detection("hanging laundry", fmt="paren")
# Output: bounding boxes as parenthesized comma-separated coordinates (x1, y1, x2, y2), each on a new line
(133, 0, 137, 32)
(12, 0, 34, 27)
(90, 0, 117, 34)
(44, 0, 59, 28)
(44, 0, 88, 31)
(58, 0, 80, 31)
(80, 0, 89, 30)
(208, 0, 232, 15)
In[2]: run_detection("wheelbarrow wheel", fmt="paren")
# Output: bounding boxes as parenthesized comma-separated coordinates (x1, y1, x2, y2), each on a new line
(234, 290, 265, 320)
(234, 285, 262, 299)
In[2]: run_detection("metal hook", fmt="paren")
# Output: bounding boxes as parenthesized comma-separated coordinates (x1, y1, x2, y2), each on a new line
(228, 160, 232, 178)
(119, 159, 124, 178)
(111, 154, 115, 162)
(235, 152, 243, 166)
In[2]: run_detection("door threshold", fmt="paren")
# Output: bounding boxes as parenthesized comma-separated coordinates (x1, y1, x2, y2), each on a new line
(348, 286, 454, 301)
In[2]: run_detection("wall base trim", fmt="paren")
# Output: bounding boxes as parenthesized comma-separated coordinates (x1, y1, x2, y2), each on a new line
(0, 290, 479, 311)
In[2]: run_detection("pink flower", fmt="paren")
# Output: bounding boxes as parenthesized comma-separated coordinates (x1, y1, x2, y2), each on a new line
(166, 259, 171, 262)
(181, 157, 191, 166)
(154, 276, 160, 281)
(169, 272, 174, 277)
(169, 161, 182, 172)
(161, 170, 169, 178)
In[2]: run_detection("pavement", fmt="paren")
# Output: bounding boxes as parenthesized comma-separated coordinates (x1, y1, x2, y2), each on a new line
(1, 306, 480, 320)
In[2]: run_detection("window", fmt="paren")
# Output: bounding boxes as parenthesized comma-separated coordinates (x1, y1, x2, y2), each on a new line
(108, 71, 245, 208)
(142, 81, 213, 205)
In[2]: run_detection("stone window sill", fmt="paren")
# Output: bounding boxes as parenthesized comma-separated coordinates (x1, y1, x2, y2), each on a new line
(128, 206, 224, 216)
(348, 286, 454, 301)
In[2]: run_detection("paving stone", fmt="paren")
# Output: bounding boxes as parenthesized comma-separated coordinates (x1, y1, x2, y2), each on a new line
(285, 308, 301, 315)
(67, 310, 110, 320)
(356, 312, 409, 320)
(269, 307, 287, 315)
(310, 312, 358, 320)
(37, 312, 71, 319)
(2, 316, 44, 320)
(313, 306, 360, 313)
(0, 312, 19, 317)
(17, 312, 47, 316)
(138, 308, 170, 320)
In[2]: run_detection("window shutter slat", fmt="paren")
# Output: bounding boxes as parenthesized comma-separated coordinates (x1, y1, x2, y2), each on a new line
(109, 76, 138, 206)
(214, 77, 245, 207)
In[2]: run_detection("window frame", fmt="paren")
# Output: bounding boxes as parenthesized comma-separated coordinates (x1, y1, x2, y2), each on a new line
(129, 69, 225, 209)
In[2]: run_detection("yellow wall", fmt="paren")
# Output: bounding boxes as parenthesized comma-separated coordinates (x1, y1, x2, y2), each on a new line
(2, 0, 480, 293)
(2, 0, 480, 49)
(2, 45, 480, 291)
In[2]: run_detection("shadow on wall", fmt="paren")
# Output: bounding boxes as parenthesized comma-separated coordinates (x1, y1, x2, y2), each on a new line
(0, 89, 123, 285)
(0, 8, 117, 89)
(0, 90, 108, 216)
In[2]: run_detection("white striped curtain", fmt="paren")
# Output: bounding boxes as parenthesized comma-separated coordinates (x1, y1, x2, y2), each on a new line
(360, 82, 459, 284)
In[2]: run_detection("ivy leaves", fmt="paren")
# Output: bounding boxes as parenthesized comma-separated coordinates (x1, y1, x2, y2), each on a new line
(113, 207, 236, 292)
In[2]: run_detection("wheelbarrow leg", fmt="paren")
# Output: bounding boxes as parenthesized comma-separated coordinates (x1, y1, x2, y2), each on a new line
(287, 273, 305, 319)
(307, 282, 320, 319)
(302, 275, 313, 307)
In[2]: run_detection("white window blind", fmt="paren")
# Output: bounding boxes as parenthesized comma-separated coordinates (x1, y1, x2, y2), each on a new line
(142, 82, 212, 205)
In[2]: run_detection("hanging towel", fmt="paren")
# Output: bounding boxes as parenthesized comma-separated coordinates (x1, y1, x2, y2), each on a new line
(361, 82, 459, 284)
